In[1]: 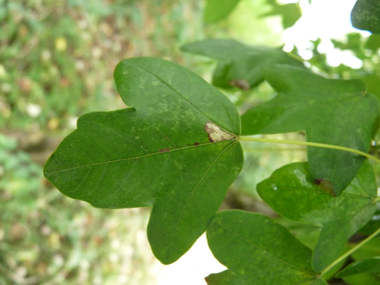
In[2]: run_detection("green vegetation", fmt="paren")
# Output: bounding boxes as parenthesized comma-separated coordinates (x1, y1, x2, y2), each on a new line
(3, 0, 380, 284)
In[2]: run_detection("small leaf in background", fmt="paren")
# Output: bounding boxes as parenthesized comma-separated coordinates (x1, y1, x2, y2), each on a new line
(261, 0, 302, 29)
(342, 272, 380, 285)
(203, 0, 241, 24)
(205, 210, 326, 285)
(242, 64, 379, 195)
(257, 161, 377, 272)
(351, 237, 380, 261)
(44, 58, 244, 265)
(351, 0, 380, 34)
(365, 34, 380, 51)
(361, 73, 380, 100)
(336, 257, 380, 278)
(358, 209, 380, 236)
(181, 39, 304, 90)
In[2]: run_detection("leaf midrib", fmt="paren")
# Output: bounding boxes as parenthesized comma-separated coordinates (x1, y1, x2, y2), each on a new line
(45, 139, 236, 174)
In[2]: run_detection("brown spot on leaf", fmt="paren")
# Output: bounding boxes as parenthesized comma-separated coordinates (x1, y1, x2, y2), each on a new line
(229, 79, 250, 90)
(159, 148, 170, 153)
(313, 179, 336, 196)
(204, 122, 234, 142)
(194, 142, 200, 146)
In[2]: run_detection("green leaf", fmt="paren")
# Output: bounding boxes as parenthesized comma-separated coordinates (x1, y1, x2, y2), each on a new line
(44, 58, 244, 264)
(205, 210, 325, 285)
(359, 210, 380, 235)
(203, 0, 240, 24)
(361, 73, 380, 99)
(242, 65, 380, 195)
(342, 272, 380, 285)
(181, 39, 304, 90)
(257, 161, 377, 272)
(336, 257, 380, 278)
(261, 2, 302, 29)
(365, 34, 380, 51)
(351, 237, 380, 260)
(351, 0, 380, 34)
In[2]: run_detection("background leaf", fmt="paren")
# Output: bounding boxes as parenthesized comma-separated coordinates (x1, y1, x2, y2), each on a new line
(257, 161, 377, 272)
(181, 39, 304, 90)
(242, 64, 380, 195)
(205, 210, 325, 285)
(351, 0, 380, 34)
(336, 257, 380, 278)
(44, 58, 244, 264)
(203, 0, 241, 24)
(260, 0, 302, 29)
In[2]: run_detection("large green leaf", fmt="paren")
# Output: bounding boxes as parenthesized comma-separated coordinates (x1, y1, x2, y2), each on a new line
(181, 39, 304, 90)
(351, 0, 380, 34)
(205, 210, 326, 285)
(242, 65, 379, 195)
(203, 0, 241, 24)
(44, 58, 244, 264)
(336, 257, 380, 278)
(257, 161, 377, 272)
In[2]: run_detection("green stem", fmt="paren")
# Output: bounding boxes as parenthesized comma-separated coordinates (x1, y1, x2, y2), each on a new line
(320, 226, 380, 276)
(287, 52, 305, 63)
(374, 196, 380, 203)
(238, 136, 380, 164)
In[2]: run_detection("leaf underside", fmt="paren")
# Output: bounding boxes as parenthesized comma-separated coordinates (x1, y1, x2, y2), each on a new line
(205, 210, 324, 285)
(44, 57, 244, 264)
(181, 39, 304, 90)
(257, 161, 377, 271)
(242, 64, 379, 195)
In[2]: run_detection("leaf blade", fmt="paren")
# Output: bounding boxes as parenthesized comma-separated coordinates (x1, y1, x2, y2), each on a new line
(205, 210, 323, 284)
(351, 0, 380, 34)
(257, 161, 377, 271)
(336, 257, 380, 278)
(242, 64, 380, 195)
(44, 58, 244, 264)
(203, 0, 241, 24)
(181, 39, 304, 90)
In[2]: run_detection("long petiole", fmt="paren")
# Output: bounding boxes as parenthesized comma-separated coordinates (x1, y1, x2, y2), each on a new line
(238, 136, 380, 164)
(320, 226, 380, 277)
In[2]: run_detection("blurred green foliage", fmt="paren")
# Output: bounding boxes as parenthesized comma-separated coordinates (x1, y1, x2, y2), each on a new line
(0, 133, 161, 284)
(0, 0, 204, 131)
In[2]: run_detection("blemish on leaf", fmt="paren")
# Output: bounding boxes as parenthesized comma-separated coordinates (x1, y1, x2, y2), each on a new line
(229, 79, 250, 90)
(313, 178, 336, 196)
(194, 142, 200, 146)
(204, 122, 234, 142)
(159, 148, 170, 153)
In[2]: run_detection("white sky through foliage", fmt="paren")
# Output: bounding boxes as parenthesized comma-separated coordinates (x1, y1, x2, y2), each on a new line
(282, 0, 368, 68)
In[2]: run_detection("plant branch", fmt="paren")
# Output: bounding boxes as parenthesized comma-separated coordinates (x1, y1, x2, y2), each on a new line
(374, 196, 380, 203)
(238, 136, 380, 164)
(320, 226, 380, 276)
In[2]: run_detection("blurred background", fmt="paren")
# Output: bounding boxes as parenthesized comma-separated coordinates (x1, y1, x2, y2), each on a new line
(1, 0, 380, 284)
